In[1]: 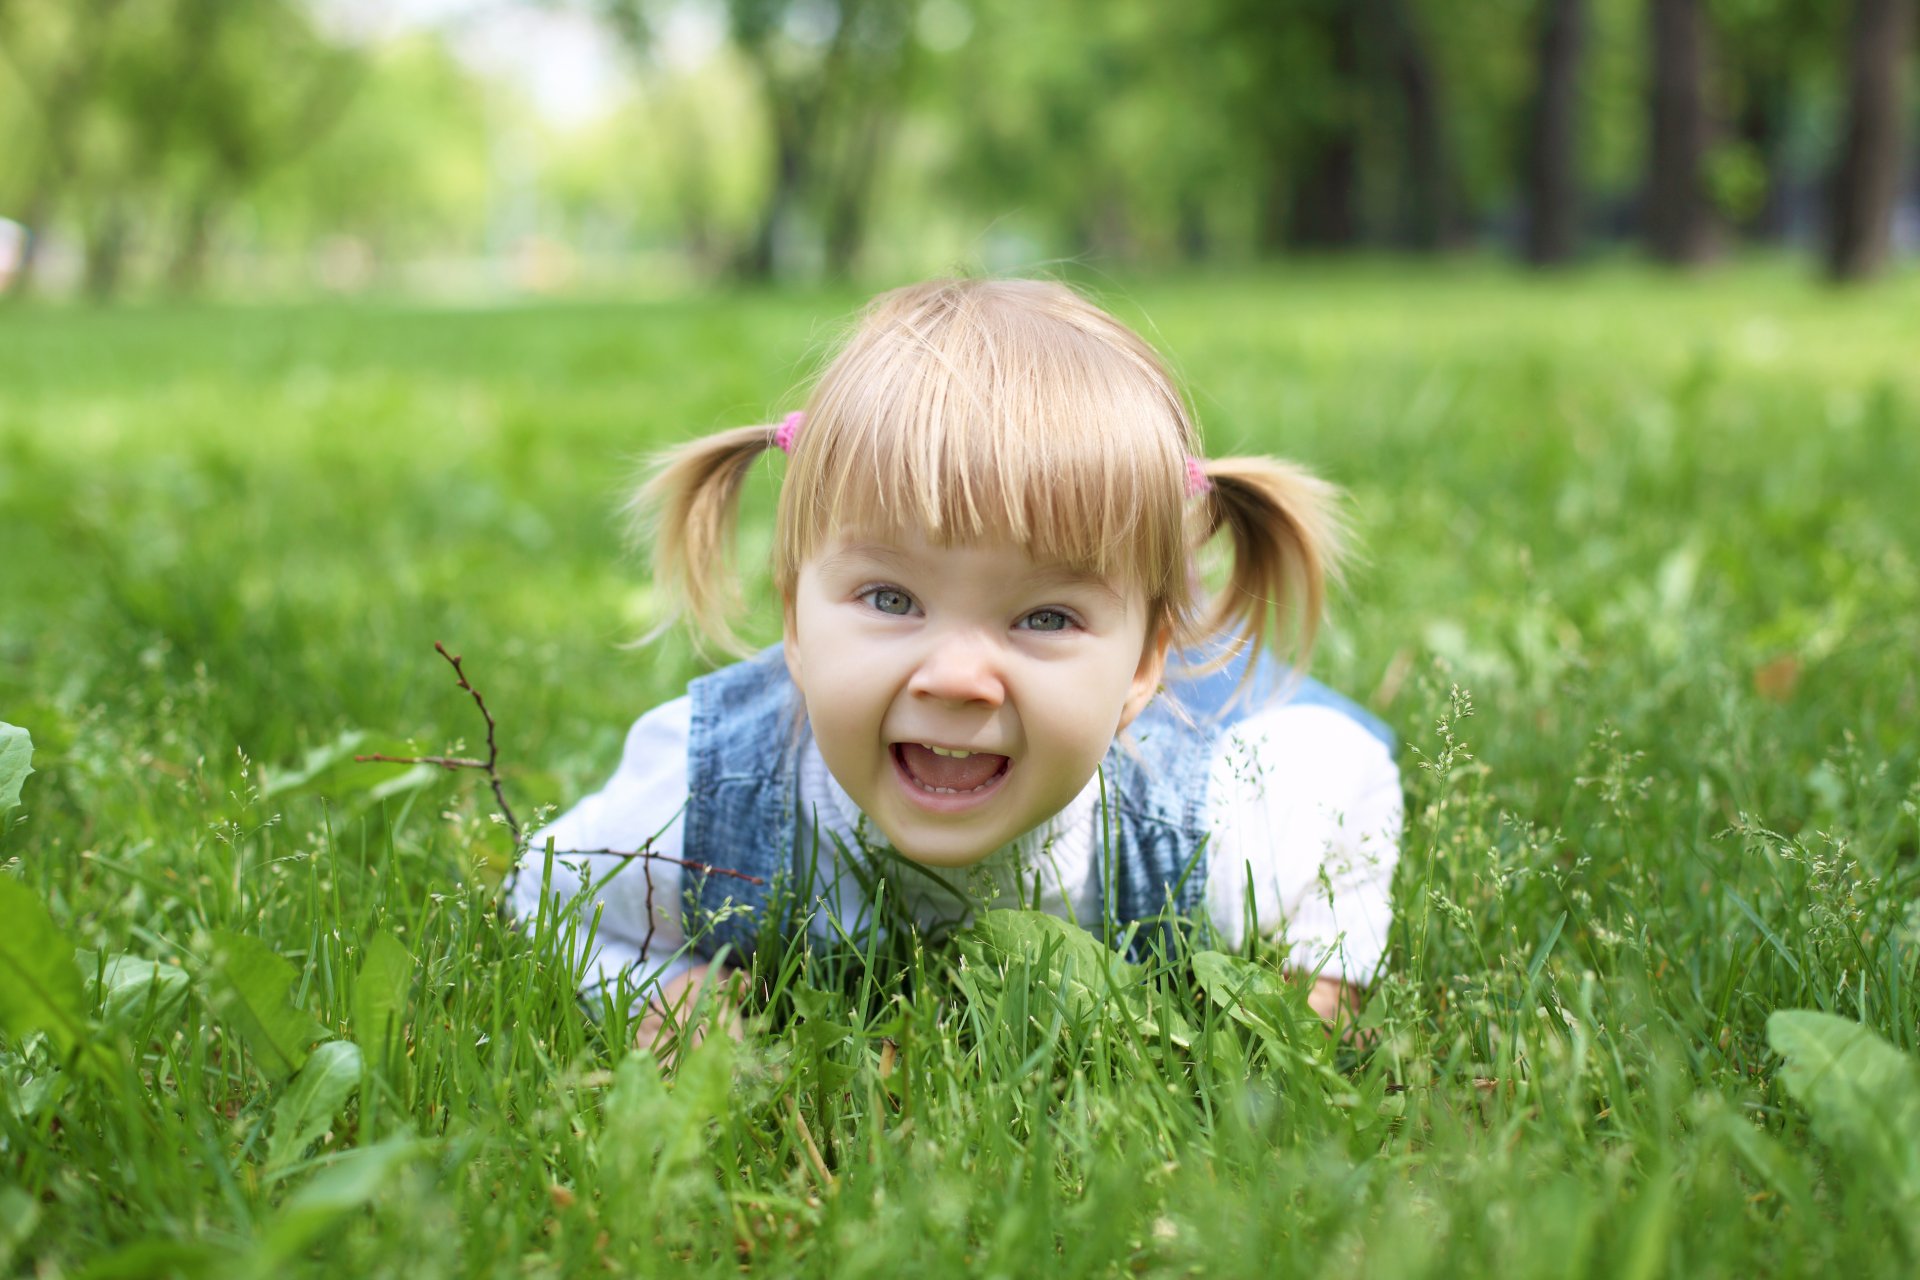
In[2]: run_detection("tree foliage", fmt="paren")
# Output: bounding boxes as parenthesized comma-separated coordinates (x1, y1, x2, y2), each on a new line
(0, 0, 1910, 294)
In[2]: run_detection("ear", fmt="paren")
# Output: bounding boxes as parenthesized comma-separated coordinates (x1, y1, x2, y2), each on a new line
(1116, 623, 1170, 734)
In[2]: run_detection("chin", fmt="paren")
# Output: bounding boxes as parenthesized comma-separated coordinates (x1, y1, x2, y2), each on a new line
(877, 824, 999, 870)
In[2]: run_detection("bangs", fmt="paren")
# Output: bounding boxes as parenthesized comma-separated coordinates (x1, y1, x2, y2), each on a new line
(775, 280, 1199, 607)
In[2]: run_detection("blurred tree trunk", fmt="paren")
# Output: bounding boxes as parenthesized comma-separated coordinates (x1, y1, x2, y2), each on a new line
(1646, 0, 1718, 264)
(1826, 0, 1914, 281)
(1523, 0, 1586, 265)
(738, 82, 810, 281)
(821, 7, 918, 279)
(821, 108, 881, 277)
(1, 0, 131, 298)
(166, 191, 220, 294)
(164, 19, 362, 297)
(1382, 0, 1452, 250)
(81, 201, 131, 302)
(729, 0, 915, 282)
(1734, 72, 1791, 241)
(1256, 142, 1289, 254)
(1286, 2, 1361, 249)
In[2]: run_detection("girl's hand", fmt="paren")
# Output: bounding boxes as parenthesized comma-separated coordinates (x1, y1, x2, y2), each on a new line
(636, 961, 747, 1062)
(1306, 974, 1362, 1033)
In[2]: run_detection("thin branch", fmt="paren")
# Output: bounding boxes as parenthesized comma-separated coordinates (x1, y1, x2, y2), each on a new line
(356, 752, 486, 770)
(355, 641, 766, 888)
(433, 641, 519, 841)
(355, 640, 519, 842)
(566, 848, 765, 886)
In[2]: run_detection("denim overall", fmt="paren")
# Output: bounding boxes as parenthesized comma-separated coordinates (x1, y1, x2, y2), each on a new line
(681, 644, 1391, 962)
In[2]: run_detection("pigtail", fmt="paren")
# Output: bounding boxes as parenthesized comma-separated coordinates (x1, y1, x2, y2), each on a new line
(1190, 456, 1346, 674)
(630, 422, 781, 658)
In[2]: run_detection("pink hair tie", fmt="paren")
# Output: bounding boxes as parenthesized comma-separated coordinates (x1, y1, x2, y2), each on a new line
(773, 410, 805, 455)
(1184, 455, 1212, 497)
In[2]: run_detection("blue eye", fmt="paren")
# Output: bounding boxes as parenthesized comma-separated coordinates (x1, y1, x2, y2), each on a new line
(1021, 609, 1075, 633)
(865, 588, 914, 616)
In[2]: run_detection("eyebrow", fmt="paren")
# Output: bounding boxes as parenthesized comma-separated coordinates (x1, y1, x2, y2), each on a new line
(820, 542, 1127, 607)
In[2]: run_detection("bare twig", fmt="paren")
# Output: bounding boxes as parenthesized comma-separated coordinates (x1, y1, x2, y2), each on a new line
(355, 641, 765, 890)
(355, 641, 519, 840)
(357, 752, 486, 770)
(564, 848, 764, 886)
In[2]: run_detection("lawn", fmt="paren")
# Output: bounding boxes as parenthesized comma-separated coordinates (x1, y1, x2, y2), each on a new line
(2, 262, 1918, 1277)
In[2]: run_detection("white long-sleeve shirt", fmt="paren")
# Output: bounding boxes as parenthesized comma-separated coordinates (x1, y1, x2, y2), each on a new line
(509, 694, 1402, 1004)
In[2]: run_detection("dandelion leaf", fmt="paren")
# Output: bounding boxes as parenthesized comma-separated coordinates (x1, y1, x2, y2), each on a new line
(268, 1039, 364, 1172)
(204, 931, 325, 1083)
(0, 723, 31, 812)
(93, 954, 191, 1036)
(258, 1137, 423, 1265)
(1191, 950, 1303, 1048)
(0, 876, 88, 1056)
(960, 909, 1141, 1019)
(351, 932, 413, 1073)
(1767, 1010, 1920, 1213)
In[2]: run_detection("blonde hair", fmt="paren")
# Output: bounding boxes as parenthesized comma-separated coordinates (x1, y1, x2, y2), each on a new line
(637, 278, 1343, 678)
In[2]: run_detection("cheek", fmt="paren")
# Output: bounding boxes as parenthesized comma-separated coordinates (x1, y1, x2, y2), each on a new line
(1026, 655, 1133, 757)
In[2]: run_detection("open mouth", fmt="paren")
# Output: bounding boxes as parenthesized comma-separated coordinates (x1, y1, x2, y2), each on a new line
(892, 742, 1011, 800)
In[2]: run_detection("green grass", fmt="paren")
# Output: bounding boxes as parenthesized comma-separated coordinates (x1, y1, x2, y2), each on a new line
(2, 262, 1918, 1277)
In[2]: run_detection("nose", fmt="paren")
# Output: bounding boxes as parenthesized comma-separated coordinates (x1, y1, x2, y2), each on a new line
(907, 627, 1006, 707)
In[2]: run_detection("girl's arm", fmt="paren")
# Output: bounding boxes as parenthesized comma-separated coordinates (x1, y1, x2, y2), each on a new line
(1202, 702, 1404, 1002)
(506, 697, 702, 1008)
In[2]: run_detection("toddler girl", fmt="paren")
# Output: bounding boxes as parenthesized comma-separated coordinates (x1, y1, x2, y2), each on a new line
(510, 278, 1401, 1039)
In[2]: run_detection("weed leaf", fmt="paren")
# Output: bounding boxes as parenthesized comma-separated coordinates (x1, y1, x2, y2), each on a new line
(0, 1185, 40, 1274)
(261, 730, 442, 809)
(1767, 1010, 1920, 1225)
(58, 1237, 231, 1280)
(0, 876, 88, 1056)
(268, 1039, 364, 1172)
(352, 932, 413, 1074)
(960, 909, 1141, 1019)
(0, 723, 30, 812)
(7, 1070, 70, 1122)
(93, 955, 191, 1036)
(1192, 950, 1303, 1044)
(259, 729, 370, 797)
(203, 931, 325, 1083)
(258, 1136, 423, 1263)
(1192, 951, 1347, 1092)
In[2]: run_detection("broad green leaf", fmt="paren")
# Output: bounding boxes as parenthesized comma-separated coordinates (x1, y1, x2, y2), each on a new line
(93, 955, 191, 1036)
(0, 876, 88, 1056)
(259, 729, 370, 797)
(598, 1039, 734, 1243)
(1192, 950, 1303, 1048)
(788, 983, 859, 1094)
(258, 1137, 423, 1263)
(262, 731, 442, 809)
(1768, 1010, 1920, 1210)
(0, 1184, 40, 1274)
(0, 723, 31, 813)
(959, 909, 1141, 1020)
(351, 932, 413, 1074)
(7, 1070, 70, 1121)
(268, 1039, 364, 1172)
(57, 1237, 230, 1280)
(1190, 952, 1349, 1096)
(203, 932, 325, 1083)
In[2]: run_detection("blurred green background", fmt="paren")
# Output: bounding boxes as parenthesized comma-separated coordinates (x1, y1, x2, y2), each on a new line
(7, 6, 1920, 1274)
(0, 0, 1915, 299)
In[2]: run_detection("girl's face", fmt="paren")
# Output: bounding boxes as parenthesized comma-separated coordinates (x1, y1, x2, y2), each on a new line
(785, 530, 1167, 868)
